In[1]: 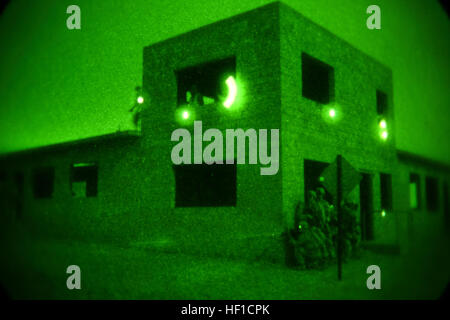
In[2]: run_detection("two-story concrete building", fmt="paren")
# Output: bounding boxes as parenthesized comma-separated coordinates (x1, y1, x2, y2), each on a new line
(0, 2, 448, 263)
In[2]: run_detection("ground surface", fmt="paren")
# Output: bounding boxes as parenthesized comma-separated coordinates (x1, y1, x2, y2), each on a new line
(0, 223, 448, 299)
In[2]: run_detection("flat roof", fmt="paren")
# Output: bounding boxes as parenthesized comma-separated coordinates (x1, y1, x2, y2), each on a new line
(397, 149, 450, 173)
(0, 130, 141, 160)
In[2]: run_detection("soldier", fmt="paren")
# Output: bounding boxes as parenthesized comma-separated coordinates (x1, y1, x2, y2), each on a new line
(316, 187, 336, 263)
(186, 84, 204, 106)
(292, 192, 328, 269)
(341, 199, 360, 260)
(296, 223, 328, 270)
(293, 217, 309, 269)
(129, 86, 144, 130)
(347, 202, 361, 258)
(327, 203, 338, 260)
(283, 201, 305, 268)
(316, 188, 328, 228)
(305, 190, 320, 226)
(293, 201, 303, 240)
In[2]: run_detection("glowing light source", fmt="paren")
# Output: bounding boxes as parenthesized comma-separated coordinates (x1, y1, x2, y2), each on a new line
(175, 107, 195, 124)
(381, 210, 386, 217)
(223, 76, 237, 108)
(381, 130, 388, 140)
(379, 119, 387, 129)
(329, 108, 336, 118)
(73, 162, 95, 167)
(137, 96, 144, 104)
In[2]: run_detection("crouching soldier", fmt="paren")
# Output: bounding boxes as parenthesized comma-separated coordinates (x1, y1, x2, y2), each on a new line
(283, 201, 303, 268)
(342, 200, 361, 260)
(296, 223, 328, 269)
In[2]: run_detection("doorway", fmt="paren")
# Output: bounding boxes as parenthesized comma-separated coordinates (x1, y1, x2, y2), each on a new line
(304, 159, 333, 207)
(360, 173, 374, 241)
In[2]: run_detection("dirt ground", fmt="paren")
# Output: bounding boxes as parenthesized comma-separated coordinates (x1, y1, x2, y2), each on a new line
(0, 223, 448, 299)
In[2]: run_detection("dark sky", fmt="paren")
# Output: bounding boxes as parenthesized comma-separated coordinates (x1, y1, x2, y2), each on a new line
(0, 0, 449, 163)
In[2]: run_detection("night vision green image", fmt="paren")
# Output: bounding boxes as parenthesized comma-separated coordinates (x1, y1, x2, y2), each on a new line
(0, 0, 449, 300)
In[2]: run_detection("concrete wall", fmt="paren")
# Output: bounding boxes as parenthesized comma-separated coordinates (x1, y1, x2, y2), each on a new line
(279, 3, 397, 245)
(141, 3, 283, 261)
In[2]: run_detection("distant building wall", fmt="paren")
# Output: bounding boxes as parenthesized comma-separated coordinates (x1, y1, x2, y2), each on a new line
(395, 152, 450, 251)
(0, 136, 143, 244)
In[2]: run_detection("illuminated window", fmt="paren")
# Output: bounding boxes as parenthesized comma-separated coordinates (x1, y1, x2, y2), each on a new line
(409, 173, 421, 209)
(174, 163, 236, 207)
(301, 52, 334, 104)
(32, 167, 54, 199)
(426, 176, 439, 212)
(176, 57, 236, 107)
(70, 163, 98, 198)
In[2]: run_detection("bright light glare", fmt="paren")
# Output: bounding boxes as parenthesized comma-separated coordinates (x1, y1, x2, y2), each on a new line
(223, 76, 237, 108)
(381, 130, 388, 140)
(137, 96, 144, 104)
(329, 108, 336, 118)
(182, 111, 189, 119)
(381, 210, 386, 217)
(379, 119, 387, 129)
